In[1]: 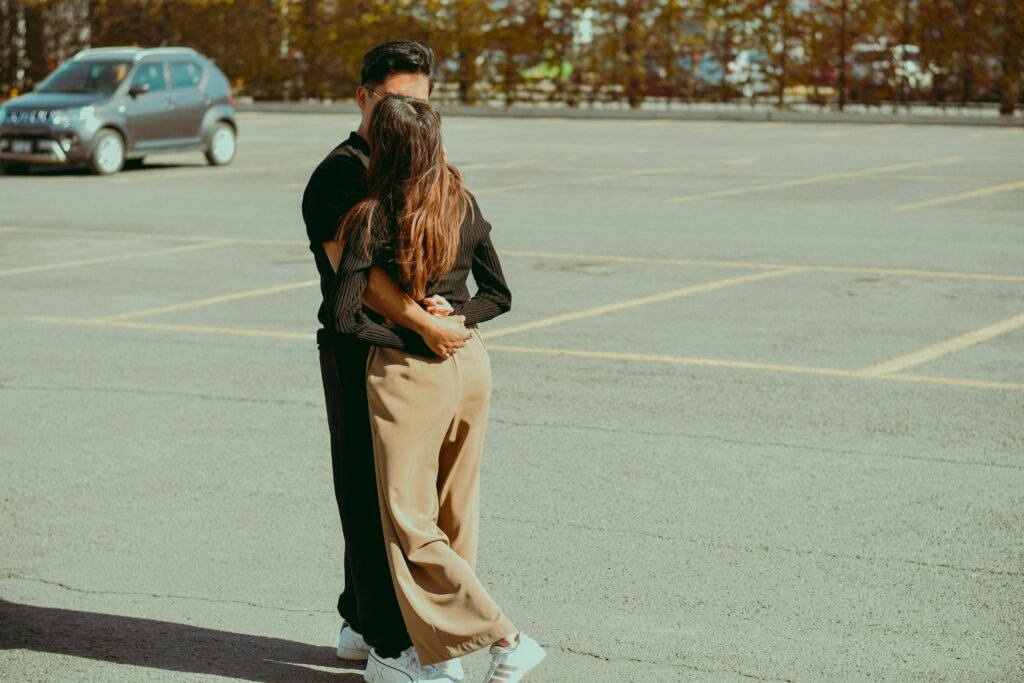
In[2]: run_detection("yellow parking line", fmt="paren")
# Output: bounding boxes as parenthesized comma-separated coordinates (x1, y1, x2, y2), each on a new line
(21, 315, 313, 340)
(18, 315, 1022, 391)
(458, 160, 540, 172)
(486, 343, 856, 376)
(801, 264, 1024, 284)
(667, 156, 963, 204)
(0, 227, 18, 235)
(818, 129, 857, 138)
(485, 345, 1024, 391)
(482, 267, 805, 340)
(501, 249, 782, 270)
(1, 226, 303, 246)
(502, 250, 1024, 283)
(474, 165, 685, 196)
(894, 179, 1024, 212)
(855, 311, 1024, 377)
(5, 226, 1022, 284)
(101, 279, 319, 322)
(0, 240, 232, 278)
(885, 373, 1024, 392)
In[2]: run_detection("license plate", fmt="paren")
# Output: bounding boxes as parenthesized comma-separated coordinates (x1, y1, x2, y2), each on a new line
(12, 140, 32, 154)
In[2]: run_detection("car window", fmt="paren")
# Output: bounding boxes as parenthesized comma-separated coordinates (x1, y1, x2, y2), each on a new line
(170, 61, 203, 89)
(39, 61, 132, 94)
(130, 63, 168, 92)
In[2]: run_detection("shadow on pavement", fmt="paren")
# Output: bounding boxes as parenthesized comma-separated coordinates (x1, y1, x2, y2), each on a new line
(0, 599, 361, 682)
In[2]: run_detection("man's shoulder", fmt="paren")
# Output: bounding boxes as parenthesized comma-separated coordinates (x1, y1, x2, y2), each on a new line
(310, 143, 367, 182)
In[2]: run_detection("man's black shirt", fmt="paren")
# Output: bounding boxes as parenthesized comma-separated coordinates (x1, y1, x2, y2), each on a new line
(301, 132, 370, 350)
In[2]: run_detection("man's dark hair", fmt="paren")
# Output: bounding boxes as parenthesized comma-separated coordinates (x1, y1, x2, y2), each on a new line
(361, 40, 435, 92)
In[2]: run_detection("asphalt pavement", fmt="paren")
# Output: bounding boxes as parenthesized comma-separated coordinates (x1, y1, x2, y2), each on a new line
(1, 114, 1022, 682)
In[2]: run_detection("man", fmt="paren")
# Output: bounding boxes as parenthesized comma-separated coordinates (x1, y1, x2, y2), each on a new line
(301, 40, 470, 683)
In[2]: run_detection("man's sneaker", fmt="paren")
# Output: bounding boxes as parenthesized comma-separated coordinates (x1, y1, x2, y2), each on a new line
(364, 646, 460, 683)
(337, 621, 371, 661)
(482, 632, 546, 683)
(434, 656, 464, 681)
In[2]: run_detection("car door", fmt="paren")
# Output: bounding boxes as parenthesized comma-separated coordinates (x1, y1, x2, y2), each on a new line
(168, 60, 207, 143)
(123, 62, 175, 148)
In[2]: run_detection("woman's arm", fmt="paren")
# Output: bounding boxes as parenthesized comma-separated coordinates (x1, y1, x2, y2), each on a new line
(458, 230, 512, 326)
(362, 267, 471, 358)
(326, 224, 431, 353)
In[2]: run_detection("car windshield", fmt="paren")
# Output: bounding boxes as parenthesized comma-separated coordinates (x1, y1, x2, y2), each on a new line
(39, 60, 133, 94)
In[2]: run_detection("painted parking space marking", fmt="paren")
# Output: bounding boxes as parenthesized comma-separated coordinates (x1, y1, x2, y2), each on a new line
(855, 311, 1024, 377)
(481, 268, 805, 340)
(15, 314, 1022, 392)
(666, 157, 963, 204)
(894, 179, 1024, 212)
(0, 240, 231, 278)
(100, 279, 319, 322)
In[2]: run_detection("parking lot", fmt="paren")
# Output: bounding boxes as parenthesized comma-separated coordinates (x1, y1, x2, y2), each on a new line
(1, 113, 1022, 682)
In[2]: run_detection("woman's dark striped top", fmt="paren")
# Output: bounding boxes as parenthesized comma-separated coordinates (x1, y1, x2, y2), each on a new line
(326, 191, 512, 354)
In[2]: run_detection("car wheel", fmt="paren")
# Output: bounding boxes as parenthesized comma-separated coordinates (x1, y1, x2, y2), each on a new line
(124, 157, 145, 170)
(90, 129, 125, 175)
(1, 162, 30, 175)
(205, 122, 236, 166)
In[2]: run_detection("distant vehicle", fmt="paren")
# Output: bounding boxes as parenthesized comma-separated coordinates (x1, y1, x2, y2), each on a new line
(727, 50, 774, 98)
(849, 42, 935, 102)
(0, 46, 237, 175)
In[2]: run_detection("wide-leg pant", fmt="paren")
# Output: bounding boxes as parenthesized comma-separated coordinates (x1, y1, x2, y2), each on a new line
(366, 328, 516, 666)
(320, 341, 412, 658)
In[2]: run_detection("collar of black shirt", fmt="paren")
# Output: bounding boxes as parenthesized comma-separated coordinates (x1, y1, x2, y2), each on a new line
(346, 131, 370, 155)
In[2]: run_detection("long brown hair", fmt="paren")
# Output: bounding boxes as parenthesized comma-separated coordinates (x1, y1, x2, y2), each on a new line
(337, 95, 471, 301)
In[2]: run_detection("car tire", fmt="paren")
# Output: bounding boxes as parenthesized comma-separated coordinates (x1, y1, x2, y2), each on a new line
(124, 157, 145, 170)
(1, 162, 30, 175)
(205, 122, 236, 166)
(89, 129, 125, 175)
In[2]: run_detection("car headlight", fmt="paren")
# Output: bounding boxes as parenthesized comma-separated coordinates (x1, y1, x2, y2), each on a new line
(50, 106, 95, 128)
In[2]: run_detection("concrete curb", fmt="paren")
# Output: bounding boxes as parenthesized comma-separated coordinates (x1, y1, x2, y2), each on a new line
(237, 101, 1024, 127)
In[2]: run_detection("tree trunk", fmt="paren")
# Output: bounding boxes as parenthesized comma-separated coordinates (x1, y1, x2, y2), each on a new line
(838, 0, 847, 111)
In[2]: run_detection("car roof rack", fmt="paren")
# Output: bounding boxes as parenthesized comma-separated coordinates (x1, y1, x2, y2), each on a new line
(74, 46, 200, 61)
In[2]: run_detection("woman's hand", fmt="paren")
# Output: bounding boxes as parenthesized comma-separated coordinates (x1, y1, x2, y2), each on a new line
(422, 314, 470, 359)
(423, 294, 455, 317)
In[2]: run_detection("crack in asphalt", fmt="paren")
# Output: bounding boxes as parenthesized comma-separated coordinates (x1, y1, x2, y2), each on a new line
(0, 382, 320, 408)
(482, 514, 1024, 578)
(0, 573, 331, 615)
(559, 645, 796, 682)
(488, 417, 1024, 470)
(0, 573, 775, 677)
(3, 385, 1018, 471)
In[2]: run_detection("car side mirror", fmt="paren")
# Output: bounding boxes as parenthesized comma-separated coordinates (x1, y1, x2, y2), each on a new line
(128, 83, 150, 98)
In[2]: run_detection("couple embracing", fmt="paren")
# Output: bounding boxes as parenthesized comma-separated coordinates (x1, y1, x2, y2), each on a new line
(301, 41, 545, 683)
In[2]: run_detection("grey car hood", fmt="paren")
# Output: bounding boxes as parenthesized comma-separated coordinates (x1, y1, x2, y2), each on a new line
(6, 92, 111, 110)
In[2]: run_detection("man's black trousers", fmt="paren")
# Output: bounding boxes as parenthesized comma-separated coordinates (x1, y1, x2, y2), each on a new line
(319, 342, 411, 658)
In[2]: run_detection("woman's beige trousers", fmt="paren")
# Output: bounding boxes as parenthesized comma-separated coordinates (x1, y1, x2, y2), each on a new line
(366, 329, 516, 665)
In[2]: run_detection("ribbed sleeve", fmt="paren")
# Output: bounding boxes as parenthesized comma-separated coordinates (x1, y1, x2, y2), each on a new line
(458, 232, 512, 325)
(326, 221, 431, 355)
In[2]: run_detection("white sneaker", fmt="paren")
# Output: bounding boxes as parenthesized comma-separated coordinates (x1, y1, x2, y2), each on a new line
(435, 656, 464, 681)
(337, 620, 371, 661)
(364, 646, 460, 683)
(482, 632, 546, 683)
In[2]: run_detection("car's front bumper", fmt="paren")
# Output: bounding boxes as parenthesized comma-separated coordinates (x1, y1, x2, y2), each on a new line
(0, 127, 90, 165)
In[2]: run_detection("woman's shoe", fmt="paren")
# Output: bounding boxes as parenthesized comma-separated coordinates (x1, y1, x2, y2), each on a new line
(365, 646, 460, 683)
(482, 632, 546, 682)
(337, 620, 371, 660)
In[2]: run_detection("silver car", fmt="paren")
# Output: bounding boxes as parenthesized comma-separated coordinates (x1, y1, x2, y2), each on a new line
(0, 46, 237, 175)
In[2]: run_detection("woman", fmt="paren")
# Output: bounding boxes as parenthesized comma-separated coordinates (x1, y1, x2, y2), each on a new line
(328, 94, 546, 683)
